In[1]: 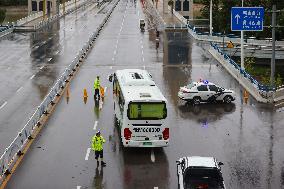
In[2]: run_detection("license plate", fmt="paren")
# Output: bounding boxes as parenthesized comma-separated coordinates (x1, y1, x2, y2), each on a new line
(143, 142, 152, 146)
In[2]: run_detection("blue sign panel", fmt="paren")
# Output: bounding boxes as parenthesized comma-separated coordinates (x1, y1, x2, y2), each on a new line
(231, 7, 264, 31)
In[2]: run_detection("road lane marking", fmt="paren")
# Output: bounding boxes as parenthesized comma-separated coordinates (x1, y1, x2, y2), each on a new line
(142, 57, 145, 62)
(112, 57, 114, 61)
(16, 87, 23, 93)
(0, 101, 7, 110)
(141, 45, 143, 49)
(114, 50, 117, 55)
(85, 148, 91, 160)
(7, 67, 11, 70)
(110, 66, 112, 69)
(104, 87, 107, 95)
(77, 186, 81, 189)
(34, 45, 39, 49)
(141, 50, 144, 55)
(47, 58, 52, 62)
(39, 66, 44, 70)
(30, 74, 35, 80)
(151, 148, 155, 163)
(154, 187, 158, 189)
(93, 121, 98, 130)
(55, 50, 60, 55)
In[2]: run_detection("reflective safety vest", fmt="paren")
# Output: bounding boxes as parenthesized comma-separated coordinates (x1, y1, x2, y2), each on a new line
(92, 135, 105, 151)
(94, 79, 100, 89)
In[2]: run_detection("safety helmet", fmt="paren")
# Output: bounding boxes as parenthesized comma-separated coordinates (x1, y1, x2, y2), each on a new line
(96, 130, 101, 135)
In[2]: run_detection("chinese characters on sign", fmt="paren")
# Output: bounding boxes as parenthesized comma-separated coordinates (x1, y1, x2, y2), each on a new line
(231, 7, 264, 31)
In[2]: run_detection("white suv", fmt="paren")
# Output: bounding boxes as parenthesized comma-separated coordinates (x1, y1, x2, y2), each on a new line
(176, 156, 226, 189)
(178, 81, 236, 105)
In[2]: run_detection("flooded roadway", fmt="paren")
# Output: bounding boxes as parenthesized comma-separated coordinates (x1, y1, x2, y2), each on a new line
(4, 0, 284, 188)
(0, 0, 115, 154)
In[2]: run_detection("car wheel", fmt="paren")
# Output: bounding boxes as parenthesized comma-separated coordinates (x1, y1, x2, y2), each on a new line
(193, 97, 201, 105)
(223, 95, 232, 104)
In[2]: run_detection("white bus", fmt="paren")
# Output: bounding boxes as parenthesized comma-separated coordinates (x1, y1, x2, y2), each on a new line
(109, 69, 169, 147)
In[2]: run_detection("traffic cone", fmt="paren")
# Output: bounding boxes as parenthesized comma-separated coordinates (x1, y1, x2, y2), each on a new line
(244, 90, 249, 104)
(100, 87, 105, 99)
(83, 88, 88, 98)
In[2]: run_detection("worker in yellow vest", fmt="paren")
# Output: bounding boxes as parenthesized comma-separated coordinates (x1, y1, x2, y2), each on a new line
(94, 76, 100, 101)
(92, 130, 106, 166)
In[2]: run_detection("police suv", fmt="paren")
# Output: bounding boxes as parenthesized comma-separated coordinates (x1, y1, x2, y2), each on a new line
(176, 156, 226, 189)
(178, 80, 236, 105)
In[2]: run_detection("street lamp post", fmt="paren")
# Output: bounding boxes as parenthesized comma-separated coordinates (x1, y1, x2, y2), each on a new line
(270, 4, 276, 86)
(209, 0, 212, 35)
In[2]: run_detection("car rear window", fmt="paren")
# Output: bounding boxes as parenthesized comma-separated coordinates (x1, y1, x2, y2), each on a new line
(208, 85, 218, 92)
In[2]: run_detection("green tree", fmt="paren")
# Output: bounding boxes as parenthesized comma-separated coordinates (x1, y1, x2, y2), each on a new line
(0, 9, 6, 24)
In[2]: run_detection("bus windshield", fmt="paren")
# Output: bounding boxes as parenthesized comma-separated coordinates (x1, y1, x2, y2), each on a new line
(128, 102, 167, 120)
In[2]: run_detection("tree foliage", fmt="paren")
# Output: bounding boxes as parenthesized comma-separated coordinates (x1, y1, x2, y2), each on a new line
(0, 0, 27, 6)
(0, 9, 6, 24)
(200, 0, 284, 39)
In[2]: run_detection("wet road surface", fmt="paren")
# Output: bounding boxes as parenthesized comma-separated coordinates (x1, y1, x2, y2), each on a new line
(4, 0, 284, 188)
(0, 1, 115, 154)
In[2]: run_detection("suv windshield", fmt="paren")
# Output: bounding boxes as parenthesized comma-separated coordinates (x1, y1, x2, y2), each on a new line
(128, 102, 167, 120)
(184, 168, 224, 189)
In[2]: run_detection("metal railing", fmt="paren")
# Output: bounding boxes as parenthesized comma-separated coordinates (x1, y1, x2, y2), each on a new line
(15, 11, 43, 26)
(0, 0, 120, 184)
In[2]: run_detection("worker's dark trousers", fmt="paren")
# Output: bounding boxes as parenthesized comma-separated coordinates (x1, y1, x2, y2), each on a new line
(94, 89, 100, 101)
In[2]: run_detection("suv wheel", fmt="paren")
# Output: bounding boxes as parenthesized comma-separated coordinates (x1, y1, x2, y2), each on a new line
(193, 97, 201, 105)
(223, 95, 232, 104)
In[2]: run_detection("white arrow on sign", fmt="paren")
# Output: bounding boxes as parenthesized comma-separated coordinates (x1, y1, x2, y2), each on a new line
(235, 14, 240, 24)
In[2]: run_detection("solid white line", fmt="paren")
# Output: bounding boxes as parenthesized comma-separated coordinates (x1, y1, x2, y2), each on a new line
(16, 86, 23, 93)
(151, 148, 155, 163)
(0, 101, 7, 110)
(85, 148, 91, 160)
(93, 121, 98, 130)
(30, 75, 35, 80)
(39, 66, 44, 70)
(77, 186, 81, 189)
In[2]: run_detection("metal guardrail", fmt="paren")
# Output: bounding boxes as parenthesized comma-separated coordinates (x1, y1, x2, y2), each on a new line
(165, 23, 187, 30)
(210, 42, 276, 93)
(0, 0, 120, 184)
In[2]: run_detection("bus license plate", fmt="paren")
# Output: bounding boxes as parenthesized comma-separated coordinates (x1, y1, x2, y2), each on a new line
(143, 142, 152, 146)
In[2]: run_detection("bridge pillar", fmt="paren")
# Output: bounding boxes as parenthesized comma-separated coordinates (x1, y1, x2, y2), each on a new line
(28, 0, 58, 15)
(173, 0, 193, 19)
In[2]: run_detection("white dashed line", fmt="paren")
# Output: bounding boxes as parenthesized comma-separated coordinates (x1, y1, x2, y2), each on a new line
(112, 57, 114, 61)
(47, 58, 52, 62)
(154, 187, 158, 189)
(114, 50, 117, 55)
(55, 50, 60, 55)
(0, 101, 7, 110)
(142, 57, 145, 62)
(77, 186, 81, 189)
(34, 45, 39, 49)
(85, 148, 91, 160)
(16, 87, 23, 93)
(142, 50, 144, 55)
(7, 67, 11, 70)
(151, 148, 155, 163)
(30, 74, 35, 80)
(110, 66, 113, 69)
(42, 41, 46, 45)
(39, 66, 44, 70)
(93, 121, 98, 130)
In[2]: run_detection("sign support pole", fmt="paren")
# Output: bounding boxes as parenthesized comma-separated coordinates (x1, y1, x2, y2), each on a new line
(270, 4, 276, 86)
(241, 0, 244, 69)
(210, 0, 212, 35)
